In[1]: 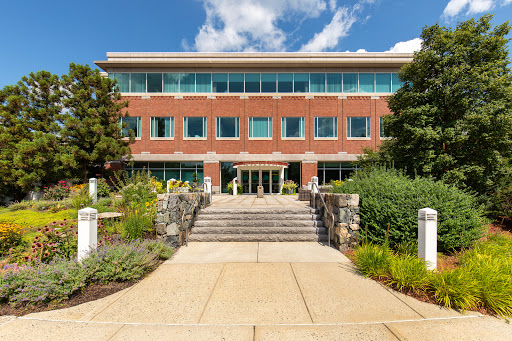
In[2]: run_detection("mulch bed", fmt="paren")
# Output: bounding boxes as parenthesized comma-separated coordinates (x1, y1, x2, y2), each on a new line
(0, 281, 136, 317)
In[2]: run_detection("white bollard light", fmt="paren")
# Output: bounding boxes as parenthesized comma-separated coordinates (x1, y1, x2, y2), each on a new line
(89, 178, 97, 204)
(418, 208, 438, 271)
(204, 177, 212, 195)
(232, 177, 238, 195)
(308, 182, 312, 191)
(78, 207, 98, 261)
(311, 176, 319, 194)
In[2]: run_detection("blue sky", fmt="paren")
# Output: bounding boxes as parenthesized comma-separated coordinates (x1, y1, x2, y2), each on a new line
(1, 0, 511, 88)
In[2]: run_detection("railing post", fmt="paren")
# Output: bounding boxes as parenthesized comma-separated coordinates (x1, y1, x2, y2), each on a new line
(418, 208, 438, 270)
(77, 207, 98, 261)
(89, 178, 97, 204)
(232, 177, 238, 195)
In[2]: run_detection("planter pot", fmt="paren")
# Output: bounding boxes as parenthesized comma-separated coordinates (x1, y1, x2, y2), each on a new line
(284, 188, 295, 195)
(173, 187, 189, 193)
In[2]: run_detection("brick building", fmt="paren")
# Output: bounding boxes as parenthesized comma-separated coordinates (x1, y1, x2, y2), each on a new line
(95, 52, 412, 193)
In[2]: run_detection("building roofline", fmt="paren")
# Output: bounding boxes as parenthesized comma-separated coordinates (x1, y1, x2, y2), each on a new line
(95, 52, 413, 72)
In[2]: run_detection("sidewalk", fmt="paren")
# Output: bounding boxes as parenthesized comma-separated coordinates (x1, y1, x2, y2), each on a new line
(1, 242, 511, 340)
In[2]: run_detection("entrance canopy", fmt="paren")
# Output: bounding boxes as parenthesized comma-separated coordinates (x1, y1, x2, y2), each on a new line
(233, 161, 288, 169)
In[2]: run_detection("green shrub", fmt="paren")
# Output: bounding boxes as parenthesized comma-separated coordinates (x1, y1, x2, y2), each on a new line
(353, 243, 392, 279)
(395, 240, 418, 257)
(70, 187, 92, 210)
(143, 240, 174, 260)
(427, 269, 479, 310)
(111, 170, 156, 207)
(43, 181, 71, 201)
(121, 209, 154, 240)
(388, 254, 428, 292)
(8, 201, 33, 212)
(332, 168, 486, 251)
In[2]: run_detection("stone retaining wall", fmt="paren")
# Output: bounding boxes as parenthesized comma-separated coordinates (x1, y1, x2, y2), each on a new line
(155, 192, 209, 245)
(311, 193, 360, 252)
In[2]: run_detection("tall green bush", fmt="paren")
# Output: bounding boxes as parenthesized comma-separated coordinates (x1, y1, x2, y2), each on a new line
(332, 168, 485, 251)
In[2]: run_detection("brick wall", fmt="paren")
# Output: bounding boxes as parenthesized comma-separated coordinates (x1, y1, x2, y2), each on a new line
(301, 162, 318, 187)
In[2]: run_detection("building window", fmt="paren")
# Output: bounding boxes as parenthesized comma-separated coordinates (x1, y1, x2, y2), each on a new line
(249, 117, 272, 138)
(314, 117, 338, 138)
(216, 117, 240, 138)
(376, 73, 391, 93)
(359, 73, 375, 93)
(326, 73, 342, 93)
(310, 73, 325, 93)
(163, 73, 180, 93)
(380, 116, 391, 138)
(131, 162, 203, 182)
(347, 117, 370, 138)
(147, 73, 162, 93)
(343, 73, 358, 93)
(392, 73, 403, 92)
(278, 73, 293, 93)
(109, 73, 130, 93)
(130, 73, 146, 93)
(229, 74, 244, 92)
(184, 117, 207, 138)
(151, 117, 174, 138)
(317, 162, 357, 184)
(212, 73, 228, 93)
(120, 117, 141, 137)
(294, 73, 309, 93)
(245, 73, 260, 93)
(196, 73, 212, 92)
(281, 117, 305, 138)
(180, 73, 195, 93)
(261, 73, 276, 92)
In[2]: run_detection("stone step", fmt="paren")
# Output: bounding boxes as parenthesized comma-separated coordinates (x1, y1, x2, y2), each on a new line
(196, 214, 322, 221)
(194, 219, 324, 227)
(199, 208, 318, 215)
(191, 226, 327, 235)
(188, 233, 329, 242)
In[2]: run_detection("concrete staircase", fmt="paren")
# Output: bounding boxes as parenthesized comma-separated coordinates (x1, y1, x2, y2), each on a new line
(188, 207, 327, 242)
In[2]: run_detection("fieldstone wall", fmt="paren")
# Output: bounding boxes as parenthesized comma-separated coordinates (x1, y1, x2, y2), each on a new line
(311, 193, 360, 252)
(155, 192, 209, 245)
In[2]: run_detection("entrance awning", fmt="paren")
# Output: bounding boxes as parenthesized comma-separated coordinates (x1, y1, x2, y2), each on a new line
(233, 161, 289, 168)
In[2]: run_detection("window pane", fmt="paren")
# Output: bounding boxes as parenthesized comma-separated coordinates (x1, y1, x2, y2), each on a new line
(326, 73, 342, 93)
(310, 73, 325, 92)
(250, 117, 271, 138)
(359, 73, 374, 93)
(165, 162, 180, 169)
(184, 117, 206, 138)
(180, 73, 195, 93)
(229, 73, 244, 92)
(324, 169, 340, 183)
(392, 73, 403, 92)
(278, 73, 293, 93)
(165, 170, 180, 181)
(245, 73, 260, 93)
(121, 117, 140, 137)
(163, 73, 180, 93)
(151, 117, 173, 138)
(113, 73, 130, 92)
(130, 73, 146, 93)
(315, 117, 337, 138)
(379, 116, 390, 138)
(217, 117, 239, 138)
(151, 170, 165, 181)
(347, 117, 370, 138)
(181, 162, 198, 168)
(261, 73, 276, 92)
(343, 73, 358, 93)
(181, 170, 195, 183)
(282, 117, 304, 138)
(294, 73, 309, 93)
(196, 73, 211, 92)
(213, 73, 228, 93)
(376, 73, 391, 93)
(147, 73, 162, 93)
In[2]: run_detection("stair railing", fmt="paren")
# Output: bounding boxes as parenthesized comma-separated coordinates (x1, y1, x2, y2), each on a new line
(180, 183, 211, 247)
(311, 183, 334, 247)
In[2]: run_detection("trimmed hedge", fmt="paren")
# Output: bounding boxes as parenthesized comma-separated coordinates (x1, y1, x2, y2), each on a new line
(332, 168, 486, 251)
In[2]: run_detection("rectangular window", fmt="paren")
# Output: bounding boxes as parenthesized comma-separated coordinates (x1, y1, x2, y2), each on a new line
(147, 73, 162, 93)
(216, 117, 240, 138)
(163, 73, 180, 93)
(212, 73, 228, 93)
(196, 73, 212, 92)
(294, 73, 309, 93)
(183, 117, 207, 138)
(310, 73, 325, 93)
(249, 117, 272, 138)
(392, 73, 403, 92)
(130, 73, 146, 93)
(326, 73, 342, 93)
(359, 73, 375, 93)
(180, 73, 195, 93)
(278, 73, 293, 93)
(229, 73, 244, 93)
(111, 73, 130, 93)
(343, 73, 358, 93)
(281, 117, 305, 138)
(380, 116, 391, 138)
(314, 117, 338, 138)
(120, 117, 141, 137)
(347, 117, 370, 138)
(151, 117, 174, 138)
(261, 73, 276, 92)
(376, 73, 391, 93)
(245, 73, 260, 93)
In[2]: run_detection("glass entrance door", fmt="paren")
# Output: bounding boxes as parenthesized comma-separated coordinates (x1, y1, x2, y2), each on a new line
(271, 170, 280, 194)
(241, 170, 250, 194)
(262, 170, 270, 193)
(251, 170, 259, 194)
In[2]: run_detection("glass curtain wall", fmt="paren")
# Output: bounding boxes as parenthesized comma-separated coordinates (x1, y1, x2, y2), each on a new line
(130, 162, 204, 182)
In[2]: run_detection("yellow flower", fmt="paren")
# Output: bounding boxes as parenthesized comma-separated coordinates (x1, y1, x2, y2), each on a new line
(145, 202, 149, 207)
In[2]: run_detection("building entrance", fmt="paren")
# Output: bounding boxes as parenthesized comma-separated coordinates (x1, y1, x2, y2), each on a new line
(234, 162, 288, 195)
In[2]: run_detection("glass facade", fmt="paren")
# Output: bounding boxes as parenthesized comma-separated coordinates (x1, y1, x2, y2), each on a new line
(184, 117, 207, 138)
(317, 162, 357, 184)
(150, 117, 174, 138)
(131, 162, 203, 182)
(249, 117, 272, 138)
(281, 117, 305, 138)
(109, 72, 402, 94)
(314, 117, 338, 138)
(120, 117, 141, 137)
(380, 116, 391, 138)
(347, 117, 371, 138)
(216, 117, 240, 138)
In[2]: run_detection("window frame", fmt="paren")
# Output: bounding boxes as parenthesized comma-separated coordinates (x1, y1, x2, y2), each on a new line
(248, 117, 273, 139)
(183, 117, 207, 140)
(216, 116, 240, 139)
(314, 117, 338, 139)
(150, 117, 174, 140)
(120, 116, 142, 139)
(347, 116, 371, 139)
(281, 117, 305, 139)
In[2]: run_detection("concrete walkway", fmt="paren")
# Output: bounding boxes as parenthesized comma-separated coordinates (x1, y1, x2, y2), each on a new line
(1, 242, 511, 340)
(210, 194, 308, 209)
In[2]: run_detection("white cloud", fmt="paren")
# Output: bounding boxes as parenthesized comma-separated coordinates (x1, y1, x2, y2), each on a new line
(300, 7, 357, 52)
(386, 38, 422, 53)
(194, 0, 328, 52)
(329, 0, 337, 11)
(442, 0, 512, 18)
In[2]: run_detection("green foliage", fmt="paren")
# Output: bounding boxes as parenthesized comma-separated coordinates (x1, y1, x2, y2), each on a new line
(388, 254, 428, 292)
(97, 178, 111, 197)
(0, 223, 26, 256)
(332, 168, 486, 251)
(28, 221, 78, 263)
(428, 269, 479, 311)
(121, 209, 154, 240)
(8, 201, 33, 212)
(0, 208, 77, 228)
(227, 181, 243, 194)
(112, 170, 156, 207)
(70, 186, 92, 210)
(42, 181, 71, 200)
(371, 15, 512, 196)
(353, 243, 392, 279)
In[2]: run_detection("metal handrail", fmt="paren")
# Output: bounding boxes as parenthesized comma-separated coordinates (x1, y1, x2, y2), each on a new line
(311, 183, 334, 247)
(180, 183, 211, 246)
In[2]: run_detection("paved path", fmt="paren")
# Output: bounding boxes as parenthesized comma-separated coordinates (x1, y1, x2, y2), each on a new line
(1, 242, 511, 340)
(210, 194, 308, 209)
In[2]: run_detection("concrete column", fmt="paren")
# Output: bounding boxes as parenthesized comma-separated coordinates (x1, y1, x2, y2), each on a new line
(418, 208, 438, 271)
(89, 178, 97, 204)
(232, 177, 238, 195)
(78, 207, 98, 261)
(279, 167, 285, 193)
